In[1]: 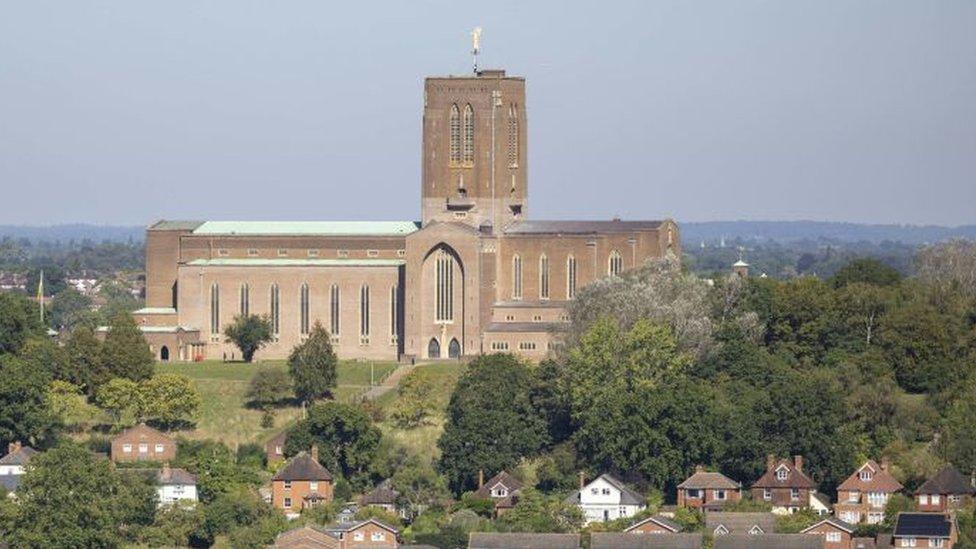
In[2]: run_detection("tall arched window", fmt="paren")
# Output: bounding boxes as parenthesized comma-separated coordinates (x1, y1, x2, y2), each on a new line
(330, 284, 340, 336)
(507, 104, 518, 167)
(539, 254, 550, 300)
(566, 255, 577, 299)
(512, 254, 523, 300)
(390, 285, 398, 342)
(239, 283, 249, 316)
(436, 251, 454, 322)
(210, 283, 220, 333)
(608, 250, 623, 277)
(462, 104, 475, 165)
(449, 104, 461, 165)
(299, 283, 310, 335)
(269, 284, 280, 336)
(360, 285, 370, 339)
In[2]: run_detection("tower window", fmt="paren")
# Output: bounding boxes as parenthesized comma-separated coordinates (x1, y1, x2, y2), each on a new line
(539, 254, 549, 300)
(609, 250, 623, 277)
(436, 251, 454, 322)
(270, 284, 280, 336)
(449, 104, 461, 165)
(462, 104, 475, 165)
(239, 283, 250, 316)
(508, 104, 518, 167)
(330, 284, 340, 336)
(567, 255, 577, 299)
(512, 254, 523, 300)
(299, 283, 310, 336)
(360, 285, 370, 339)
(210, 283, 220, 333)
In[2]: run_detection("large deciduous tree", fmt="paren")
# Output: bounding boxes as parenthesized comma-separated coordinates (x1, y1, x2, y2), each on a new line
(101, 312, 154, 381)
(245, 367, 292, 409)
(224, 314, 274, 363)
(0, 292, 43, 355)
(138, 373, 202, 427)
(286, 402, 381, 487)
(0, 355, 57, 447)
(287, 322, 338, 404)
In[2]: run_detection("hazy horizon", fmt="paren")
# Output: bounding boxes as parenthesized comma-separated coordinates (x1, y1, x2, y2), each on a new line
(1, 1, 974, 226)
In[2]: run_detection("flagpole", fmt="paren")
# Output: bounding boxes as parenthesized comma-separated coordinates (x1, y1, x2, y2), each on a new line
(38, 270, 45, 324)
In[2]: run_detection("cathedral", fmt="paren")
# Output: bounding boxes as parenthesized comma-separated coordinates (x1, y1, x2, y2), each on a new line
(136, 67, 680, 362)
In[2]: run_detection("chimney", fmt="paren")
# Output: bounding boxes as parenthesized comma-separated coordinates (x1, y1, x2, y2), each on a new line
(311, 445, 319, 463)
(579, 471, 586, 490)
(793, 455, 803, 472)
(766, 455, 776, 470)
(695, 465, 705, 473)
(881, 457, 890, 472)
(478, 469, 484, 490)
(162, 462, 171, 479)
(8, 441, 20, 454)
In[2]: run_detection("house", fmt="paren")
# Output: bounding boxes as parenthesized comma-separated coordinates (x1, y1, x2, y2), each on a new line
(473, 470, 523, 517)
(156, 464, 198, 506)
(706, 512, 776, 536)
(591, 533, 702, 549)
(676, 465, 742, 510)
(271, 446, 334, 518)
(802, 517, 856, 549)
(110, 424, 176, 463)
(750, 455, 819, 514)
(623, 515, 682, 534)
(0, 442, 38, 477)
(272, 525, 340, 548)
(266, 431, 287, 465)
(915, 465, 975, 512)
(713, 534, 822, 549)
(361, 480, 403, 517)
(564, 473, 645, 524)
(323, 518, 398, 548)
(892, 512, 956, 549)
(467, 533, 580, 549)
(835, 459, 903, 524)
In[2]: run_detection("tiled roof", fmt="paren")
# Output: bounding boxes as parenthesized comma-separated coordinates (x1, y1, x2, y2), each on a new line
(0, 475, 22, 493)
(191, 220, 420, 236)
(713, 534, 822, 549)
(157, 467, 196, 486)
(677, 470, 741, 490)
(113, 423, 173, 443)
(706, 512, 776, 535)
(271, 525, 340, 548)
(566, 474, 644, 506)
(504, 220, 664, 235)
(361, 480, 399, 505)
(623, 515, 682, 533)
(186, 258, 406, 268)
(591, 533, 702, 549)
(474, 471, 524, 499)
(893, 513, 953, 538)
(802, 517, 856, 534)
(751, 458, 817, 489)
(324, 518, 398, 534)
(837, 460, 903, 492)
(0, 446, 38, 466)
(149, 220, 204, 231)
(468, 533, 580, 549)
(272, 451, 333, 482)
(916, 465, 976, 495)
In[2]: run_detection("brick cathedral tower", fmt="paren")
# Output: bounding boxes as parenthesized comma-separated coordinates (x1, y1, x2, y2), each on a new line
(421, 69, 527, 231)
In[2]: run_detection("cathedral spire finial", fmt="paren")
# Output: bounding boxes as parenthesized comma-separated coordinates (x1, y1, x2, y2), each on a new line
(471, 27, 482, 74)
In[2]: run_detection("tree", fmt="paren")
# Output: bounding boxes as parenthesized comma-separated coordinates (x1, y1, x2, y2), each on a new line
(137, 501, 206, 548)
(101, 312, 154, 381)
(496, 488, 583, 533)
(64, 325, 109, 393)
(288, 322, 338, 404)
(389, 370, 437, 428)
(943, 378, 976, 473)
(390, 457, 450, 517)
(830, 258, 903, 289)
(0, 292, 43, 355)
(138, 374, 202, 427)
(45, 380, 99, 432)
(224, 314, 274, 363)
(17, 336, 71, 384)
(48, 288, 96, 331)
(96, 377, 141, 426)
(245, 367, 292, 409)
(0, 355, 57, 447)
(286, 402, 382, 487)
(9, 441, 157, 547)
(176, 439, 262, 503)
(878, 300, 966, 393)
(438, 354, 548, 494)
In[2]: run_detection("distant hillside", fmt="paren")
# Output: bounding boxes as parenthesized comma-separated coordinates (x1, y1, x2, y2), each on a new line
(0, 224, 144, 243)
(681, 221, 976, 245)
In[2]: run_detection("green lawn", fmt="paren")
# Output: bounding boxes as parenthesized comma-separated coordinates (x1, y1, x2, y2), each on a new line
(156, 359, 397, 447)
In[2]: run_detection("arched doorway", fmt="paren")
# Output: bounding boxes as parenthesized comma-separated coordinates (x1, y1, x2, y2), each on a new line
(448, 338, 461, 359)
(160, 346, 170, 362)
(428, 338, 441, 359)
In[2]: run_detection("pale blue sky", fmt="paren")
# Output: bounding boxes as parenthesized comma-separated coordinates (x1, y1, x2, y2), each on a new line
(1, 1, 974, 225)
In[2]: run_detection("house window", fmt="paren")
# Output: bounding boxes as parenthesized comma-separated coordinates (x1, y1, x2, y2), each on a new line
(360, 285, 370, 339)
(299, 283, 310, 335)
(283, 481, 291, 490)
(763, 489, 772, 500)
(949, 495, 961, 504)
(539, 254, 549, 299)
(277, 249, 288, 257)
(919, 495, 929, 505)
(590, 488, 598, 495)
(354, 532, 365, 541)
(715, 490, 727, 500)
(868, 492, 886, 507)
(396, 249, 406, 257)
(507, 104, 518, 167)
(608, 250, 622, 276)
(154, 443, 164, 453)
(826, 532, 841, 542)
(860, 470, 872, 481)
(138, 443, 148, 453)
(372, 532, 386, 541)
(776, 466, 789, 481)
(601, 488, 611, 495)
(283, 497, 291, 508)
(270, 284, 280, 336)
(449, 104, 461, 165)
(210, 283, 220, 333)
(310, 482, 318, 491)
(462, 104, 475, 165)
(868, 512, 883, 524)
(274, 445, 282, 455)
(493, 488, 507, 497)
(247, 248, 259, 257)
(930, 539, 945, 547)
(239, 283, 249, 316)
(931, 494, 941, 505)
(566, 255, 577, 299)
(512, 255, 522, 299)
(791, 488, 800, 501)
(849, 490, 860, 502)
(687, 489, 701, 499)
(902, 538, 916, 547)
(122, 444, 132, 453)
(436, 251, 454, 322)
(330, 284, 340, 336)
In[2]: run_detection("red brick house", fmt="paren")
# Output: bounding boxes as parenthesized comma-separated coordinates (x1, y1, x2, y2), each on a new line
(802, 517, 856, 549)
(915, 465, 975, 512)
(473, 470, 523, 517)
(892, 512, 956, 549)
(750, 455, 818, 514)
(835, 459, 903, 524)
(265, 431, 287, 465)
(623, 515, 682, 534)
(272, 525, 340, 548)
(323, 518, 398, 548)
(110, 424, 176, 463)
(271, 446, 334, 518)
(676, 465, 742, 510)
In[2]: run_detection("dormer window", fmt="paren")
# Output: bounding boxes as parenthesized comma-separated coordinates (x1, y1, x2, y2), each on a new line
(860, 470, 872, 481)
(492, 487, 508, 497)
(776, 465, 789, 481)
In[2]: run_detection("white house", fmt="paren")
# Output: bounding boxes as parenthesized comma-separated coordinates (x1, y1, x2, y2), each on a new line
(0, 442, 38, 477)
(157, 465, 198, 506)
(565, 473, 646, 524)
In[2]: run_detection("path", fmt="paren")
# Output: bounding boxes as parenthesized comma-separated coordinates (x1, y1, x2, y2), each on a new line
(361, 362, 420, 400)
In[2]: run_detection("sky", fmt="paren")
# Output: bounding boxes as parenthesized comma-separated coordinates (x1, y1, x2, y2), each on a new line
(1, 1, 974, 226)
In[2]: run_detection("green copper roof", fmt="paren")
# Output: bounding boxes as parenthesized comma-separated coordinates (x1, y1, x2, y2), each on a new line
(133, 307, 177, 315)
(191, 221, 420, 236)
(186, 258, 405, 267)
